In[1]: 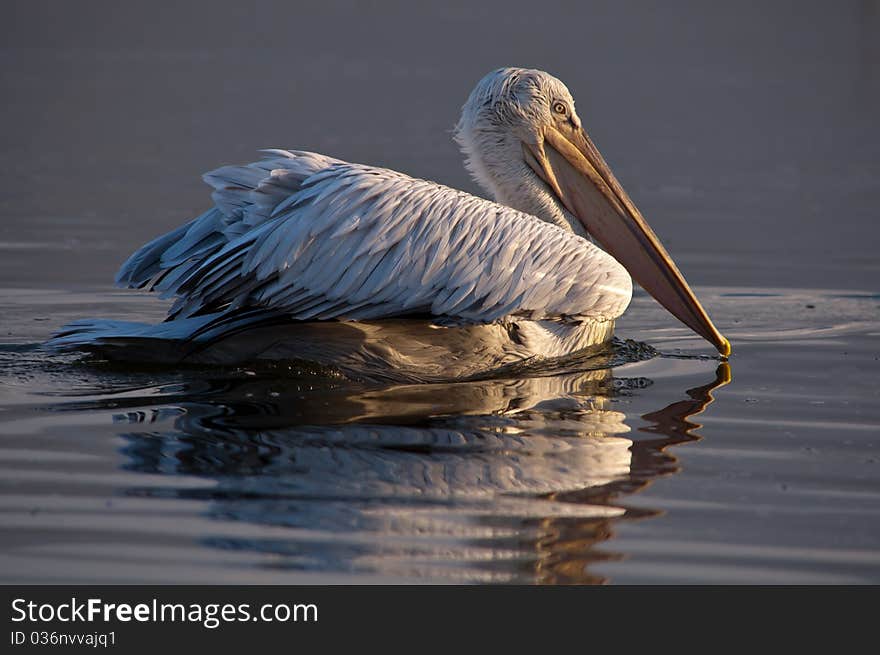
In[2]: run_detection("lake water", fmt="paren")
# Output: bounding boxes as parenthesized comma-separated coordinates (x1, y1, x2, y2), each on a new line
(1, 1, 878, 583)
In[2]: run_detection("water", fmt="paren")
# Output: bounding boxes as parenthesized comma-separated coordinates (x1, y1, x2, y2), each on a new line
(1, 1, 878, 583)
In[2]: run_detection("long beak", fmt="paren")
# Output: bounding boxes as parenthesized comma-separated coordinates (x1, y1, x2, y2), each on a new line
(524, 126, 730, 356)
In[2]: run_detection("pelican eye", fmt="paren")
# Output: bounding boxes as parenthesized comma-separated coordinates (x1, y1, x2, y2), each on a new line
(552, 101, 567, 115)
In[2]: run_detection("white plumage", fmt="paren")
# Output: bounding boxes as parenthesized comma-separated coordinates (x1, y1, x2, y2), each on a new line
(118, 150, 630, 325)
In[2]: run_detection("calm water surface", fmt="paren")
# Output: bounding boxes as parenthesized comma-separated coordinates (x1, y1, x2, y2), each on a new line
(0, 1, 878, 583)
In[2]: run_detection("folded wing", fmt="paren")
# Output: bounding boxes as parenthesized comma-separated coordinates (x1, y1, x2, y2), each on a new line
(116, 150, 632, 324)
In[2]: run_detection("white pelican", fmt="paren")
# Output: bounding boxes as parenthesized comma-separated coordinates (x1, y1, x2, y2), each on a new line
(50, 68, 729, 380)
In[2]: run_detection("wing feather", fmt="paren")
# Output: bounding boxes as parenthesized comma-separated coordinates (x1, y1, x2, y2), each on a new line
(116, 151, 633, 325)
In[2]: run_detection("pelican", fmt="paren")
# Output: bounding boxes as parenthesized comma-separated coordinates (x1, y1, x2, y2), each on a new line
(50, 68, 729, 380)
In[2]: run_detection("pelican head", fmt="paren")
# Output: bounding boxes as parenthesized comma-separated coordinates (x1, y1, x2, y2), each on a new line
(455, 68, 730, 356)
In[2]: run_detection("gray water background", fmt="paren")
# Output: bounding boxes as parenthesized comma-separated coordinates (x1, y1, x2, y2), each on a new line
(0, 0, 878, 583)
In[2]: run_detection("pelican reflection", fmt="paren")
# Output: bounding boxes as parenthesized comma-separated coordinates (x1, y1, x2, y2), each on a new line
(117, 363, 730, 583)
